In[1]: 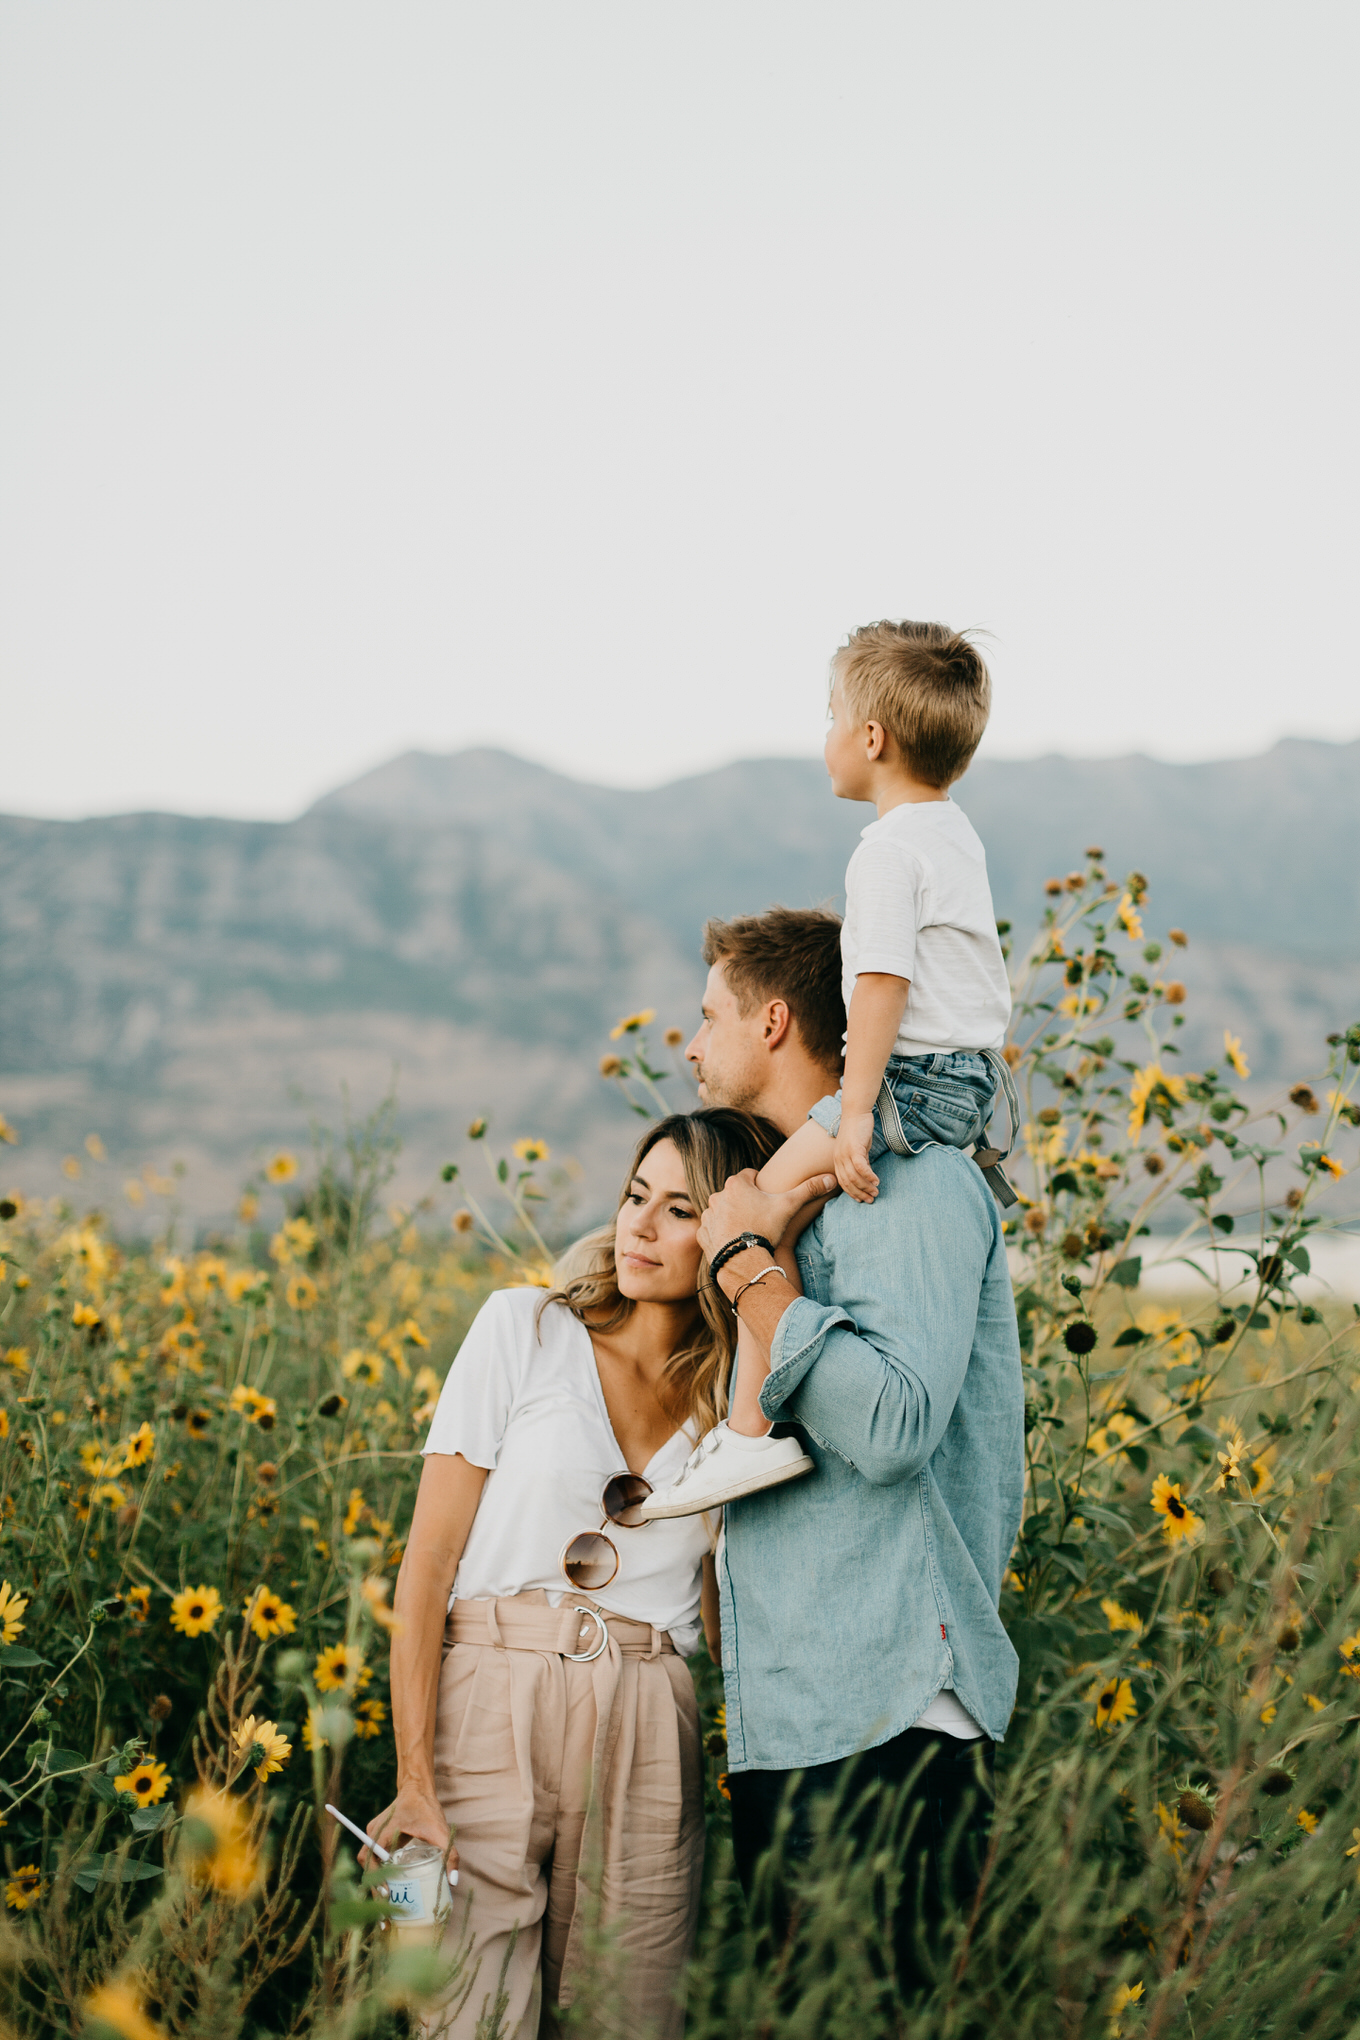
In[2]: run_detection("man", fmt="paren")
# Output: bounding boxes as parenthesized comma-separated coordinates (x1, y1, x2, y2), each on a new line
(679, 904, 1024, 1992)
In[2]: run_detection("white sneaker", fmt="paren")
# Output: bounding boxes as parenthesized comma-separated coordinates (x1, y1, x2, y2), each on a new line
(637, 1423, 814, 1518)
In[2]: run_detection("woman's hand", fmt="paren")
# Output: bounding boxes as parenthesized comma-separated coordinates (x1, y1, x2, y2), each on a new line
(360, 1783, 454, 1871)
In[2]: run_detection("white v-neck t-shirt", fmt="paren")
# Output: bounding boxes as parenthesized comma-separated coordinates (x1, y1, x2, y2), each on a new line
(422, 1287, 710, 1656)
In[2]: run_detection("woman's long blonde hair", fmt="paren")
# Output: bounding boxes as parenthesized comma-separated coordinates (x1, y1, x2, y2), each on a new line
(539, 1109, 783, 1435)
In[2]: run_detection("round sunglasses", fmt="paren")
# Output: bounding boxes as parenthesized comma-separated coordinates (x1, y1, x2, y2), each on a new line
(558, 1471, 654, 1595)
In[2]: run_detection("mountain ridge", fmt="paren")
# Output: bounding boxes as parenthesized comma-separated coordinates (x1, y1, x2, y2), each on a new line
(2, 738, 1356, 1223)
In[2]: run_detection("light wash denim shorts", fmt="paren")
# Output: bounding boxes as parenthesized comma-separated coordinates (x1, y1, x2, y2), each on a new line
(808, 1050, 998, 1160)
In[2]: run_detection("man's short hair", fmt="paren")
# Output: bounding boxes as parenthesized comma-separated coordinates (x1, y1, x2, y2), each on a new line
(834, 620, 991, 788)
(701, 906, 845, 1074)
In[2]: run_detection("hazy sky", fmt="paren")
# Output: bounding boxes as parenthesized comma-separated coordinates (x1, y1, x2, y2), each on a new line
(3, 3, 1357, 820)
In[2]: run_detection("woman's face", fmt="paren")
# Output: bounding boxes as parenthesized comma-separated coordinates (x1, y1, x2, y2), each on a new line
(614, 1138, 704, 1304)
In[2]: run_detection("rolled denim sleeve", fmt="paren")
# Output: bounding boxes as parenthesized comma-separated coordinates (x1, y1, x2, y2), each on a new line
(759, 1150, 994, 1486)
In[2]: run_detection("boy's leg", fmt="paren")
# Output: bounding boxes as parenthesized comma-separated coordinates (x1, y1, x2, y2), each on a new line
(728, 1318, 773, 1436)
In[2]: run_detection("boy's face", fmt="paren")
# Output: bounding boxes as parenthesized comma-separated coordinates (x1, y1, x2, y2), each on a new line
(823, 677, 876, 802)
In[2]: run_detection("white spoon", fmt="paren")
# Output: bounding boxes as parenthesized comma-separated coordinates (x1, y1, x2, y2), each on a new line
(325, 1802, 458, 1886)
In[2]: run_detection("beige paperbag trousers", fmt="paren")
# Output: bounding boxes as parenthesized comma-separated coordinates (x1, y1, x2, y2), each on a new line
(421, 1591, 705, 2040)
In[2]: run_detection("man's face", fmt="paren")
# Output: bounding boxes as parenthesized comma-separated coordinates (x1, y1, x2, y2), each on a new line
(685, 962, 770, 1113)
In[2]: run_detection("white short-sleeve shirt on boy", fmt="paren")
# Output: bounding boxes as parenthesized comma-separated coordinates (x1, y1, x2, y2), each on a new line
(421, 1286, 710, 1655)
(842, 796, 1011, 1057)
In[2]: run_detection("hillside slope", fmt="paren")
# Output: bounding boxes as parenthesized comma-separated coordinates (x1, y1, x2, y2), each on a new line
(2, 739, 1356, 1224)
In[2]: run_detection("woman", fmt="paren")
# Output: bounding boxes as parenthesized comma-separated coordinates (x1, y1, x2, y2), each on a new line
(364, 1108, 784, 2040)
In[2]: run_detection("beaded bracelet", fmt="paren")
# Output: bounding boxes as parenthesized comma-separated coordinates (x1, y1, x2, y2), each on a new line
(707, 1232, 776, 1281)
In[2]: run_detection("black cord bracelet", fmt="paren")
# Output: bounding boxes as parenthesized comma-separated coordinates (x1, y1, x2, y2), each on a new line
(708, 1232, 776, 1282)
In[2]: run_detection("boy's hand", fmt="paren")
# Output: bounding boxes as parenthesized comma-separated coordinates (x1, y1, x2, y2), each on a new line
(834, 1113, 879, 1202)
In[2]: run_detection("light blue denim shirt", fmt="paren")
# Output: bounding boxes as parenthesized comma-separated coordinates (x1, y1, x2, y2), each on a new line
(718, 1143, 1024, 1771)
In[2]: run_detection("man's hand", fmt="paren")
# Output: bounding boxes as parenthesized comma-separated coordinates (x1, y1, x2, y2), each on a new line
(696, 1168, 838, 1264)
(833, 1111, 880, 1203)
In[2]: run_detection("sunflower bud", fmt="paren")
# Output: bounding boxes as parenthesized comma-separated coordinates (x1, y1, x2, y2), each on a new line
(1177, 1789, 1215, 1832)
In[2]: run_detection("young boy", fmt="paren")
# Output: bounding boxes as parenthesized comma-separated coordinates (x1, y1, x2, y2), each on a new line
(641, 619, 1013, 1516)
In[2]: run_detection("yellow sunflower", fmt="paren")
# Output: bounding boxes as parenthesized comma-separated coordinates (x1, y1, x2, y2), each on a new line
(4, 1864, 43, 1911)
(1212, 1434, 1248, 1491)
(1150, 1474, 1203, 1545)
(353, 1698, 387, 1740)
(1100, 1598, 1143, 1637)
(1116, 894, 1144, 941)
(1109, 1979, 1144, 2034)
(1339, 1632, 1360, 1679)
(232, 1714, 292, 1782)
(0, 1580, 29, 1645)
(1223, 1031, 1250, 1080)
(286, 1273, 317, 1311)
(1127, 1063, 1187, 1145)
(512, 1137, 550, 1163)
(609, 1008, 655, 1040)
(170, 1585, 223, 1637)
(341, 1348, 384, 1386)
(182, 1786, 259, 1897)
(83, 1982, 162, 2040)
(242, 1586, 297, 1641)
(127, 1585, 151, 1623)
(302, 1707, 329, 1752)
(121, 1421, 156, 1469)
(228, 1385, 277, 1427)
(361, 1575, 400, 1632)
(264, 1153, 298, 1183)
(313, 1643, 371, 1694)
(1088, 1676, 1138, 1731)
(113, 1759, 171, 1807)
(185, 1408, 212, 1440)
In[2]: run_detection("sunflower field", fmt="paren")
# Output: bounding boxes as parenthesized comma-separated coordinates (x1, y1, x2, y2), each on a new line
(1, 853, 1358, 2040)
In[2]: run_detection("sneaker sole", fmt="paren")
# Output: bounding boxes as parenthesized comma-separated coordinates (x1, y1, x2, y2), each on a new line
(638, 1454, 815, 1519)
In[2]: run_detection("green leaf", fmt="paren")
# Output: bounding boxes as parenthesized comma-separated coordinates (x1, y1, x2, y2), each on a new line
(329, 1896, 395, 1930)
(1124, 1444, 1149, 1473)
(72, 1854, 164, 1892)
(1212, 1213, 1235, 1233)
(130, 1805, 172, 1834)
(0, 1648, 47, 1669)
(41, 1748, 91, 1776)
(1113, 1327, 1149, 1347)
(1050, 1170, 1080, 1195)
(1075, 1503, 1134, 1536)
(1049, 1547, 1087, 1584)
(86, 1772, 121, 1807)
(1109, 1258, 1142, 1289)
(1286, 1244, 1311, 1274)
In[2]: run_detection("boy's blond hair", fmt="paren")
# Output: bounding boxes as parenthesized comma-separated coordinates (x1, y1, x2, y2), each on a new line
(833, 620, 991, 788)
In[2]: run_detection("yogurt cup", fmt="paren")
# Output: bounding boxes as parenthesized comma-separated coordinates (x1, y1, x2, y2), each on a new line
(382, 1840, 454, 1926)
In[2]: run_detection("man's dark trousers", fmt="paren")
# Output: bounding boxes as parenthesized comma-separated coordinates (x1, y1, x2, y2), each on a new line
(727, 1727, 994, 1999)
